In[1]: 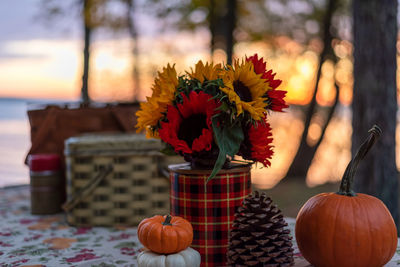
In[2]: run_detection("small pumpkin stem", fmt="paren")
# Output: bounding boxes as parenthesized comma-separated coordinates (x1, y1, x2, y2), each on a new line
(337, 125, 381, 197)
(162, 215, 173, 226)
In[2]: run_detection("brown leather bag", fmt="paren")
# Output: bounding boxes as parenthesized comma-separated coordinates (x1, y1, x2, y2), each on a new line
(25, 102, 140, 165)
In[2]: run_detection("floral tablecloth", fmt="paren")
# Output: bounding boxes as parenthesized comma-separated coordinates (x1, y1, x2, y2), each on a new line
(1, 185, 399, 267)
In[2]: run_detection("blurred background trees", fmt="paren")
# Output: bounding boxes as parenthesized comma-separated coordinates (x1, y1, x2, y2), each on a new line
(39, 0, 140, 103)
(35, 0, 399, 223)
(35, 0, 369, 180)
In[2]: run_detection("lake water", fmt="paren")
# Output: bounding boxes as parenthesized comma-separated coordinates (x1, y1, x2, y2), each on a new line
(0, 98, 31, 187)
(0, 98, 356, 188)
(0, 98, 71, 187)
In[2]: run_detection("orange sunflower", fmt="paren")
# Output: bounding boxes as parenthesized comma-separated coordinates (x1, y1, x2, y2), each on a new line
(246, 54, 288, 112)
(239, 115, 274, 167)
(158, 91, 219, 154)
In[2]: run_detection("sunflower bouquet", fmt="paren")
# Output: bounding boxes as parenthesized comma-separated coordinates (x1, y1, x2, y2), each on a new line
(136, 54, 288, 181)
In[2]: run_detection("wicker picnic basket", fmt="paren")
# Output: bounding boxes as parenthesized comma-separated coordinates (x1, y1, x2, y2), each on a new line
(63, 134, 183, 226)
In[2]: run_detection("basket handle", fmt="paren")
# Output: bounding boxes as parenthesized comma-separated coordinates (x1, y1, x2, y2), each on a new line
(62, 165, 113, 212)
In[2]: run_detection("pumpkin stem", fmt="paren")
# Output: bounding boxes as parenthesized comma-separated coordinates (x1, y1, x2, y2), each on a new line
(162, 215, 173, 226)
(337, 125, 381, 196)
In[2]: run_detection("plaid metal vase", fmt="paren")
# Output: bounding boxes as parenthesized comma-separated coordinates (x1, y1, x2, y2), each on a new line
(169, 163, 251, 267)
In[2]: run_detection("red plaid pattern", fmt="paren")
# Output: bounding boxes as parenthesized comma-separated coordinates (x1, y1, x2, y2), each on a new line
(170, 165, 251, 267)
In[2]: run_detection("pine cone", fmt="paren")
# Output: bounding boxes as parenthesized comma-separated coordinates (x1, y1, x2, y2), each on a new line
(227, 191, 294, 267)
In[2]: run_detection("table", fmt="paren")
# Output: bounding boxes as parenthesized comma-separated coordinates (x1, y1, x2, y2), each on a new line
(0, 185, 399, 267)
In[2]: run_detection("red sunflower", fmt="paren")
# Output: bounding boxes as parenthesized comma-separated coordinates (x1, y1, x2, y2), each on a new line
(158, 91, 219, 155)
(246, 54, 288, 112)
(239, 115, 274, 167)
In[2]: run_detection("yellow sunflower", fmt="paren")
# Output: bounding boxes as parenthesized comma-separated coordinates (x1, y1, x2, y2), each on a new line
(221, 60, 271, 120)
(152, 63, 179, 102)
(135, 64, 179, 136)
(188, 60, 223, 83)
(135, 97, 163, 138)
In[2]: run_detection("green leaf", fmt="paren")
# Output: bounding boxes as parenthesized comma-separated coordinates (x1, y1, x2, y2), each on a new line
(216, 102, 230, 112)
(207, 147, 227, 183)
(208, 118, 244, 182)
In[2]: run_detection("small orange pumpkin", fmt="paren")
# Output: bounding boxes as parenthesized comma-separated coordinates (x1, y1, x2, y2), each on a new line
(296, 125, 397, 267)
(137, 214, 193, 254)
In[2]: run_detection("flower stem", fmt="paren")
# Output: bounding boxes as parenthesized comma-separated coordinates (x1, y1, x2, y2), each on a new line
(162, 215, 172, 226)
(337, 125, 382, 196)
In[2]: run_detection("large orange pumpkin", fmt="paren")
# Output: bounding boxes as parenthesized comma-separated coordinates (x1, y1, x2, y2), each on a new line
(137, 215, 193, 254)
(296, 125, 398, 267)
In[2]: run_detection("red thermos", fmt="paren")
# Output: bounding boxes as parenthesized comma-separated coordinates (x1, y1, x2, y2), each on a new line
(28, 154, 65, 214)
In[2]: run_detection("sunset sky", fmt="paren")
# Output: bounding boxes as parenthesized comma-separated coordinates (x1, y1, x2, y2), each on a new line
(0, 1, 78, 99)
(0, 0, 354, 106)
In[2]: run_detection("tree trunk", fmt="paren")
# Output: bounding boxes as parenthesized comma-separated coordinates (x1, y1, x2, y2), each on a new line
(81, 0, 91, 104)
(226, 0, 236, 64)
(127, 0, 140, 101)
(352, 0, 398, 226)
(209, 0, 216, 58)
(285, 0, 338, 179)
